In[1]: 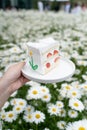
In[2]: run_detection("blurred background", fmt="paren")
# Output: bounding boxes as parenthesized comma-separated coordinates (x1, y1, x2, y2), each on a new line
(0, 0, 87, 13)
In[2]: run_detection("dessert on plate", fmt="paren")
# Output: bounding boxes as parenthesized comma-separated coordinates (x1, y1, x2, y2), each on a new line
(27, 37, 60, 75)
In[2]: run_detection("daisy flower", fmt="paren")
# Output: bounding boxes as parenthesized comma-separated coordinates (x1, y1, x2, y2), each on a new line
(77, 60, 87, 66)
(13, 105, 24, 114)
(28, 86, 42, 99)
(0, 120, 2, 130)
(69, 98, 84, 112)
(53, 83, 57, 88)
(59, 89, 67, 98)
(71, 81, 79, 87)
(58, 109, 66, 117)
(16, 98, 27, 108)
(1, 101, 9, 110)
(32, 111, 45, 124)
(5, 111, 17, 122)
(66, 122, 74, 130)
(26, 94, 32, 100)
(24, 105, 35, 114)
(68, 110, 78, 118)
(61, 83, 73, 91)
(0, 110, 6, 120)
(23, 113, 34, 123)
(10, 55, 19, 62)
(81, 83, 87, 92)
(66, 119, 87, 130)
(11, 98, 27, 108)
(59, 84, 73, 98)
(41, 93, 51, 102)
(10, 91, 18, 97)
(67, 88, 82, 99)
(82, 75, 87, 81)
(83, 100, 87, 110)
(56, 101, 64, 109)
(10, 98, 19, 106)
(44, 128, 50, 130)
(57, 95, 64, 100)
(18, 119, 22, 124)
(9, 46, 22, 54)
(26, 81, 40, 87)
(57, 121, 66, 130)
(48, 104, 59, 116)
(75, 69, 80, 75)
(40, 85, 50, 95)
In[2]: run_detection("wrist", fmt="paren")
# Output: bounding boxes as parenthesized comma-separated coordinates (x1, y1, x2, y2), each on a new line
(0, 87, 11, 109)
(0, 76, 10, 93)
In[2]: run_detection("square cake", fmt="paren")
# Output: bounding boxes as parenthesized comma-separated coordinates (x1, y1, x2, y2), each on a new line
(27, 38, 60, 75)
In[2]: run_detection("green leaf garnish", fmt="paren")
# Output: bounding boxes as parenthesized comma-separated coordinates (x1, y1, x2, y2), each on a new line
(33, 65, 38, 70)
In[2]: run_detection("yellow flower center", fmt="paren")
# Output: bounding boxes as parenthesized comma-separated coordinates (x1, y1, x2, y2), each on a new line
(32, 90, 38, 95)
(57, 104, 61, 106)
(76, 85, 79, 88)
(61, 124, 64, 127)
(19, 102, 24, 105)
(52, 108, 56, 112)
(74, 102, 79, 107)
(2, 115, 6, 119)
(60, 110, 64, 114)
(65, 86, 70, 90)
(44, 95, 48, 99)
(28, 108, 31, 112)
(35, 114, 40, 119)
(28, 115, 32, 119)
(13, 100, 16, 105)
(14, 48, 17, 51)
(42, 89, 46, 92)
(72, 92, 77, 96)
(8, 113, 13, 118)
(16, 107, 21, 111)
(79, 127, 85, 130)
(71, 111, 75, 114)
(84, 86, 87, 89)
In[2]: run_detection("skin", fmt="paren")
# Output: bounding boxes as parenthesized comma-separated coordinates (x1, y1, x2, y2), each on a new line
(0, 62, 29, 109)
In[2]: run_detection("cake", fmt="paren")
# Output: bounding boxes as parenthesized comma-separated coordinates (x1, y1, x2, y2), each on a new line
(27, 38, 60, 75)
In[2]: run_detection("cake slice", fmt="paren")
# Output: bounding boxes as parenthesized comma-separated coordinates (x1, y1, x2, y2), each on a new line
(27, 38, 60, 75)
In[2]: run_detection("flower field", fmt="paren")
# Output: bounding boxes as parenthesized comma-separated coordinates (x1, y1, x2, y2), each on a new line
(0, 10, 87, 130)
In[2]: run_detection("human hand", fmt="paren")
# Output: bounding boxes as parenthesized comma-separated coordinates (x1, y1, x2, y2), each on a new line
(2, 62, 29, 94)
(0, 62, 29, 109)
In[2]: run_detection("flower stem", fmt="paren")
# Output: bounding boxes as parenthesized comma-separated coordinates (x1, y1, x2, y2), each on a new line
(36, 124, 38, 130)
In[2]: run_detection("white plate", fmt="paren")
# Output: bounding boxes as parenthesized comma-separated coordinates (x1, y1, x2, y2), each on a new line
(22, 57, 75, 83)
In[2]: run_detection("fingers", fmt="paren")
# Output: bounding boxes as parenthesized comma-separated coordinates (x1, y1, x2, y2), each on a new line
(12, 61, 26, 70)
(22, 78, 30, 85)
(16, 75, 29, 88)
(8, 61, 26, 75)
(3, 62, 26, 85)
(17, 61, 26, 68)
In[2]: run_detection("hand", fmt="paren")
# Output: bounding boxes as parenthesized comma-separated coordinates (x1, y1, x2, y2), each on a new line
(2, 62, 29, 93)
(0, 62, 29, 109)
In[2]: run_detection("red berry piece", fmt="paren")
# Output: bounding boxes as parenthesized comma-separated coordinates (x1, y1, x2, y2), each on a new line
(47, 53, 52, 58)
(46, 63, 51, 68)
(53, 50, 58, 55)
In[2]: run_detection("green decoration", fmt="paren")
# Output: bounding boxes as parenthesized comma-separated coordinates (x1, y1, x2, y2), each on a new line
(29, 57, 38, 70)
